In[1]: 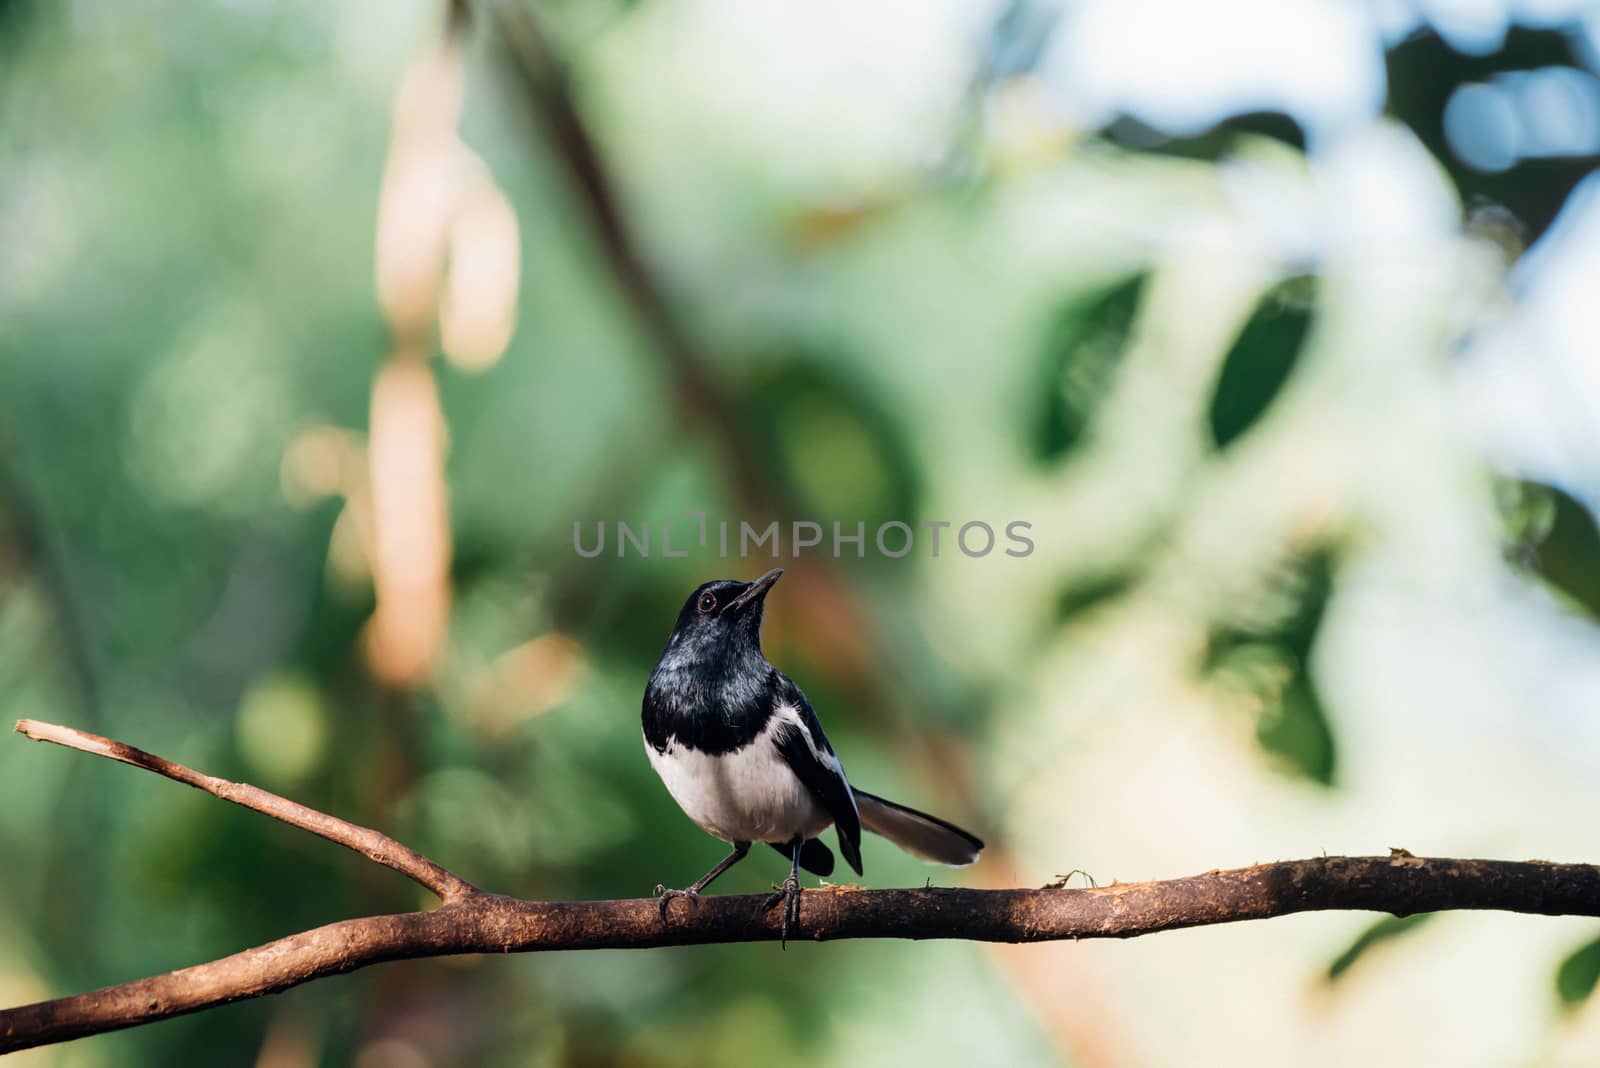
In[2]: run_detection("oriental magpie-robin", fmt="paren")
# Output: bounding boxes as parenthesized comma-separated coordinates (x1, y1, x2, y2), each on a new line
(642, 567, 984, 941)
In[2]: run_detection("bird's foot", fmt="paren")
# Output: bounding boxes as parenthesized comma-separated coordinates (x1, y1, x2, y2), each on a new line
(762, 871, 803, 947)
(654, 884, 700, 922)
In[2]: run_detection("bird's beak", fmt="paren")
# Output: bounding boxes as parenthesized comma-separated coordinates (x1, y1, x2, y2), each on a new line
(723, 567, 783, 613)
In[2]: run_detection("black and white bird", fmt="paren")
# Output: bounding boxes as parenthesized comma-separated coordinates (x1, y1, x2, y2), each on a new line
(642, 567, 984, 940)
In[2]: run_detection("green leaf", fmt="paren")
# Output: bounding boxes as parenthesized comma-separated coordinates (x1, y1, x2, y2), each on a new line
(1053, 571, 1135, 623)
(1257, 668, 1336, 785)
(1207, 550, 1335, 664)
(1206, 550, 1339, 785)
(1495, 477, 1558, 552)
(1557, 934, 1600, 1009)
(1327, 913, 1435, 983)
(1031, 275, 1146, 463)
(1502, 480, 1600, 620)
(1208, 276, 1315, 449)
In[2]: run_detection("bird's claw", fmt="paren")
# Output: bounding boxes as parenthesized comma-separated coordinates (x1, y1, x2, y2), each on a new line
(763, 872, 803, 947)
(655, 885, 700, 922)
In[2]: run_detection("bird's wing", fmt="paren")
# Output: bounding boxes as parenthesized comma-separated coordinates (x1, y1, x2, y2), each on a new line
(770, 676, 863, 875)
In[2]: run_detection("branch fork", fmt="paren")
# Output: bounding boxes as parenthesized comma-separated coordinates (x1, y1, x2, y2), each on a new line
(5, 719, 1600, 1054)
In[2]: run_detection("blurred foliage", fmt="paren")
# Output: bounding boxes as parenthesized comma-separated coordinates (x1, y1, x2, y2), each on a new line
(1205, 550, 1339, 786)
(1029, 275, 1145, 464)
(1207, 276, 1315, 451)
(1557, 932, 1600, 1010)
(1326, 913, 1437, 983)
(1385, 26, 1594, 243)
(2, 1, 1600, 1065)
(1052, 569, 1136, 624)
(1503, 479, 1600, 621)
(741, 358, 922, 526)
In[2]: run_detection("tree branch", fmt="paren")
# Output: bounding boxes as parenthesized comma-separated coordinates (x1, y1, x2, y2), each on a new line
(4, 720, 1600, 1053)
(12, 720, 477, 904)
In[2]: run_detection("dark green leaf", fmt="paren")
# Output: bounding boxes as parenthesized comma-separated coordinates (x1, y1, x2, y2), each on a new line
(1502, 480, 1600, 620)
(1207, 550, 1335, 663)
(1206, 550, 1339, 785)
(1208, 276, 1316, 450)
(1327, 913, 1435, 983)
(1556, 934, 1600, 1008)
(1054, 571, 1135, 623)
(1104, 110, 1308, 159)
(1257, 668, 1336, 785)
(1030, 276, 1146, 463)
(1496, 477, 1559, 555)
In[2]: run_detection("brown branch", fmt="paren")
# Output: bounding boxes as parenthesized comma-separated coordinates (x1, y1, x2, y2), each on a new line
(5, 721, 1600, 1054)
(4, 866, 1599, 1053)
(12, 720, 477, 903)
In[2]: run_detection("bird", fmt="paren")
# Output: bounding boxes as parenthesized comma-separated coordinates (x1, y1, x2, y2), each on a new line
(641, 566, 984, 942)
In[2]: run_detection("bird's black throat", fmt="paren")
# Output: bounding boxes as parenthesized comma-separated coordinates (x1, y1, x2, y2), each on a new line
(642, 655, 778, 756)
(641, 575, 781, 756)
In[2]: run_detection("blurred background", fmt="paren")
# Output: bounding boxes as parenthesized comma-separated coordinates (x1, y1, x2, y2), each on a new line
(3, 0, 1600, 1064)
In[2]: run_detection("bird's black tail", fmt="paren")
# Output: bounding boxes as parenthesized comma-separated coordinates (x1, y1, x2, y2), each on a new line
(853, 790, 983, 866)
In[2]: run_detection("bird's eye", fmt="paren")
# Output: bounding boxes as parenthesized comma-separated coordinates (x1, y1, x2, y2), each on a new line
(697, 592, 717, 614)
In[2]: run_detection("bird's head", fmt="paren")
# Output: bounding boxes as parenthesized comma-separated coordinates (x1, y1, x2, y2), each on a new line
(662, 567, 783, 662)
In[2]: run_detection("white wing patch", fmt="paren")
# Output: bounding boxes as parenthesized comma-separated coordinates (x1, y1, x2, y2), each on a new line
(772, 701, 843, 775)
(771, 701, 859, 832)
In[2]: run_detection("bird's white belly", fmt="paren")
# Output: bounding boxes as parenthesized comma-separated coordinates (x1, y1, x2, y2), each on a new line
(645, 732, 831, 844)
